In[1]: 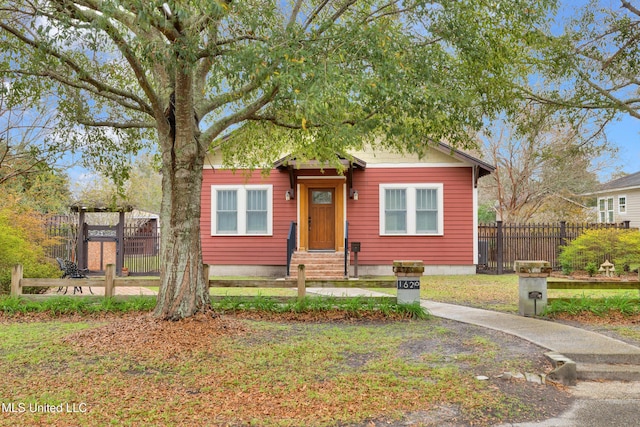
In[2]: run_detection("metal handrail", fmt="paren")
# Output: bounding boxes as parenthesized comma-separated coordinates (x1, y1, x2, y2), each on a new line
(286, 221, 297, 277)
(344, 221, 349, 277)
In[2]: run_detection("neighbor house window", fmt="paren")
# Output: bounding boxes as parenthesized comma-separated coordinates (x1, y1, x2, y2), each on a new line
(211, 185, 272, 235)
(380, 184, 443, 235)
(598, 197, 614, 223)
(618, 196, 627, 214)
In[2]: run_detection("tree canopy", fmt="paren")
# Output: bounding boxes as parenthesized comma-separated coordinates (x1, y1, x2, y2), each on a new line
(528, 0, 640, 130)
(1, 1, 558, 167)
(478, 113, 604, 223)
(0, 0, 557, 318)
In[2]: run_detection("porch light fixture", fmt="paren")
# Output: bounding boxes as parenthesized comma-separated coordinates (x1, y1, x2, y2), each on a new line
(350, 189, 359, 200)
(285, 190, 293, 201)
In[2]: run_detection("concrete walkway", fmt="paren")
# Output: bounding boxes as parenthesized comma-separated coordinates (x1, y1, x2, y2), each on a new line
(422, 300, 640, 366)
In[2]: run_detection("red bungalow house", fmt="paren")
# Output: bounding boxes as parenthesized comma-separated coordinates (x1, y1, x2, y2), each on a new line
(201, 142, 494, 278)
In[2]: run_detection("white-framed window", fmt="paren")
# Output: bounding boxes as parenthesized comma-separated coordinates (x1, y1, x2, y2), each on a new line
(618, 195, 627, 214)
(211, 185, 273, 235)
(379, 183, 443, 235)
(598, 197, 614, 223)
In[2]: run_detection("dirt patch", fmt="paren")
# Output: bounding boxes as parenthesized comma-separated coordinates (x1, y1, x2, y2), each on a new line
(550, 311, 640, 326)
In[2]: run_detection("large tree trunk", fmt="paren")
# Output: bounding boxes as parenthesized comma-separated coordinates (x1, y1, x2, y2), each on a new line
(154, 160, 210, 320)
(154, 71, 211, 320)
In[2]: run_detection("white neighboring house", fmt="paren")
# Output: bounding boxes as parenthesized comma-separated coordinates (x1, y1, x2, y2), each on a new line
(584, 171, 640, 228)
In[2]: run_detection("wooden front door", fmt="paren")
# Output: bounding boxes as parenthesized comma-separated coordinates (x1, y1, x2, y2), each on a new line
(308, 188, 335, 250)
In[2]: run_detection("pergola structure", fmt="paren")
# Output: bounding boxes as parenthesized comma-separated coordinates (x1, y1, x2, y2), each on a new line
(70, 204, 133, 276)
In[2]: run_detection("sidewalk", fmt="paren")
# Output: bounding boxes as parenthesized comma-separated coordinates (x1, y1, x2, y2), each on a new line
(422, 300, 640, 366)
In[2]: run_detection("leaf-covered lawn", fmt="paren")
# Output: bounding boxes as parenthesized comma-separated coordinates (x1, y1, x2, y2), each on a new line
(0, 311, 570, 426)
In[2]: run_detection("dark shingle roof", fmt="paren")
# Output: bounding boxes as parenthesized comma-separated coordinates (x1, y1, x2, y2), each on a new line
(599, 171, 640, 191)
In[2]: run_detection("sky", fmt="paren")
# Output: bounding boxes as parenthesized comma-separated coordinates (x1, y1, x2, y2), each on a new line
(553, 0, 640, 180)
(604, 116, 640, 177)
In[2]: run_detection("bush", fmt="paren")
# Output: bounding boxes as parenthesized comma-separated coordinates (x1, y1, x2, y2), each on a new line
(585, 262, 598, 277)
(559, 229, 640, 273)
(0, 201, 60, 294)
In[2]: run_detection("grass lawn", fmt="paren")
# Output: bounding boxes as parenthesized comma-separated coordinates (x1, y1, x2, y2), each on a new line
(0, 311, 566, 426)
(8, 272, 636, 426)
(421, 275, 519, 313)
(362, 274, 521, 313)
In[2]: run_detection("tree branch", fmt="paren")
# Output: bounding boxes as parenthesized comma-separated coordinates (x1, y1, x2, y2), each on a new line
(77, 119, 155, 129)
(248, 110, 377, 129)
(0, 20, 154, 116)
(198, 66, 276, 118)
(303, 0, 331, 31)
(328, 0, 358, 27)
(12, 69, 148, 114)
(622, 0, 640, 18)
(61, 1, 162, 119)
(577, 70, 640, 119)
(200, 86, 280, 147)
(287, 0, 304, 30)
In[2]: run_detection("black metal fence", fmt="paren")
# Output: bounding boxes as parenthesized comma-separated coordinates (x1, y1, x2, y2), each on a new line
(123, 224, 160, 275)
(478, 221, 632, 274)
(45, 214, 79, 262)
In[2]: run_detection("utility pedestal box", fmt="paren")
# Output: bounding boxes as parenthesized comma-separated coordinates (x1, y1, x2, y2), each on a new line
(515, 260, 551, 317)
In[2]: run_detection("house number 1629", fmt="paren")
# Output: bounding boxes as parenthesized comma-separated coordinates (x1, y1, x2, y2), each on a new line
(397, 279, 420, 290)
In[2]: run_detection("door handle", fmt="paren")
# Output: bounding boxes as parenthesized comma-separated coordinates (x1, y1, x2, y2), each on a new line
(308, 216, 311, 230)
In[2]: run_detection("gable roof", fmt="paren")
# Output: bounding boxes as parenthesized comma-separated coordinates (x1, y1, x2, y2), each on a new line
(585, 171, 640, 195)
(435, 142, 495, 179)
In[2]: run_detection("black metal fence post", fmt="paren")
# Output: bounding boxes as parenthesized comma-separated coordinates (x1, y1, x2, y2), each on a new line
(496, 220, 503, 275)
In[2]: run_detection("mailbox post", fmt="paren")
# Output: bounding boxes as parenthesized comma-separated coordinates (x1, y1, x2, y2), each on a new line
(393, 260, 424, 304)
(514, 260, 551, 317)
(350, 242, 361, 278)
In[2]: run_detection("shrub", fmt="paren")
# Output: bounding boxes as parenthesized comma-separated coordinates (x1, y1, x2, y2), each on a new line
(559, 229, 640, 273)
(585, 262, 598, 277)
(0, 200, 60, 294)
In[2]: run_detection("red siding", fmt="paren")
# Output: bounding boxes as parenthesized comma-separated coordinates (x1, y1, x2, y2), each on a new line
(346, 167, 475, 266)
(201, 166, 475, 267)
(201, 169, 295, 266)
